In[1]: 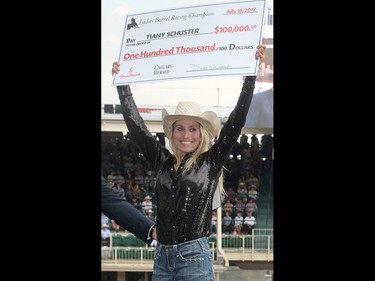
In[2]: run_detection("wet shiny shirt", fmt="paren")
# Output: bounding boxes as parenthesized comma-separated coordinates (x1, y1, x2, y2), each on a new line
(117, 76, 256, 245)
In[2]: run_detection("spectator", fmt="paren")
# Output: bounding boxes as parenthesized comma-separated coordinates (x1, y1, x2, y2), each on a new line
(239, 134, 249, 147)
(242, 197, 248, 209)
(223, 198, 234, 217)
(124, 182, 133, 202)
(131, 197, 140, 210)
(112, 182, 125, 199)
(132, 183, 142, 200)
(234, 198, 246, 215)
(250, 134, 260, 153)
(234, 212, 244, 234)
(243, 212, 256, 234)
(134, 170, 145, 186)
(245, 198, 258, 215)
(101, 224, 111, 246)
(236, 182, 248, 199)
(240, 142, 252, 176)
(222, 211, 234, 234)
(225, 186, 236, 202)
(260, 134, 273, 166)
(106, 169, 116, 184)
(146, 209, 155, 221)
(143, 171, 152, 192)
(247, 184, 258, 200)
(139, 184, 148, 199)
(110, 219, 120, 233)
(101, 212, 110, 226)
(141, 195, 153, 214)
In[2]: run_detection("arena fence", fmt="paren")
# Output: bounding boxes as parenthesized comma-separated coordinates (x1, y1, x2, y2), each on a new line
(102, 228, 273, 263)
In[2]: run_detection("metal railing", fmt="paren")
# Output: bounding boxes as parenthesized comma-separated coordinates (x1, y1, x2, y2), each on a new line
(102, 228, 273, 264)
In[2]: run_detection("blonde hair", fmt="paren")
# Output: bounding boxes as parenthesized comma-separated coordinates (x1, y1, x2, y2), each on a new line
(169, 123, 226, 204)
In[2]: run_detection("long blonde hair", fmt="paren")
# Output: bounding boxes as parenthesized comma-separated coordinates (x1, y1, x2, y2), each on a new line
(168, 123, 226, 204)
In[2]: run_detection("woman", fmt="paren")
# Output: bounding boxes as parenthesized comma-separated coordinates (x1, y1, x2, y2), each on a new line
(111, 44, 265, 281)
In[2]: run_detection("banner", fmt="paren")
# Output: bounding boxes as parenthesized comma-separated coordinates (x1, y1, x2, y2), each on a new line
(113, 0, 266, 85)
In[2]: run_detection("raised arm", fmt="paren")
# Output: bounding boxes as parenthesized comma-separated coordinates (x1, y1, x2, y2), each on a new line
(112, 62, 170, 167)
(101, 175, 156, 244)
(211, 44, 266, 166)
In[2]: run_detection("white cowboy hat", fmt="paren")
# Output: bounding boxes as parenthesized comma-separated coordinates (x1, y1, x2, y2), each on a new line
(162, 101, 221, 140)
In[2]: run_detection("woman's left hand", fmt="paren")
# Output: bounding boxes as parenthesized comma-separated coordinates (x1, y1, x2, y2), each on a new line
(255, 44, 266, 63)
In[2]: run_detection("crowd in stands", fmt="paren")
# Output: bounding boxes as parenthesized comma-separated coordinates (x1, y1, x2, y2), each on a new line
(101, 132, 273, 237)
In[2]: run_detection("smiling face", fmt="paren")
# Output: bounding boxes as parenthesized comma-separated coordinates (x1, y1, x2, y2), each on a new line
(172, 119, 201, 158)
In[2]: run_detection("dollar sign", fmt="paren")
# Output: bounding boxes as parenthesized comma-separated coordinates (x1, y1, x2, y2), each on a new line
(214, 26, 219, 34)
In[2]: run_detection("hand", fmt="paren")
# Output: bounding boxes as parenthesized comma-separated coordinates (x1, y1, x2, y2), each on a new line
(112, 61, 120, 76)
(255, 44, 266, 64)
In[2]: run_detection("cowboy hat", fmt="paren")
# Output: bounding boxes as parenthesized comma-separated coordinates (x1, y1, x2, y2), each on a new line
(162, 101, 221, 139)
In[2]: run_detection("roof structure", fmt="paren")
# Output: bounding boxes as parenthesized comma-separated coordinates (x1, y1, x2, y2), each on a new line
(102, 102, 273, 135)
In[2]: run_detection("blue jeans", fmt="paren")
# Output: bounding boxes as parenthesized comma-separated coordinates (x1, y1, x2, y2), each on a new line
(152, 237, 214, 281)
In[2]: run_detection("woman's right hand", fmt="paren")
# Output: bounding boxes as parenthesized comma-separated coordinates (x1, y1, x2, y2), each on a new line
(112, 61, 120, 76)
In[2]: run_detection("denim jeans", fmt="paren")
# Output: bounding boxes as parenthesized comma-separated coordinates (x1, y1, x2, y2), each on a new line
(152, 236, 214, 281)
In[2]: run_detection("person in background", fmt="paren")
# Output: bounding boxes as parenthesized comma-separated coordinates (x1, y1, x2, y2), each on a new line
(112, 181, 125, 199)
(236, 181, 248, 199)
(141, 195, 153, 215)
(245, 197, 258, 215)
(222, 211, 234, 234)
(234, 211, 244, 234)
(101, 212, 110, 226)
(243, 212, 256, 234)
(111, 44, 266, 281)
(234, 197, 246, 216)
(146, 209, 155, 221)
(110, 219, 120, 233)
(247, 184, 258, 200)
(223, 198, 234, 217)
(101, 224, 111, 246)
